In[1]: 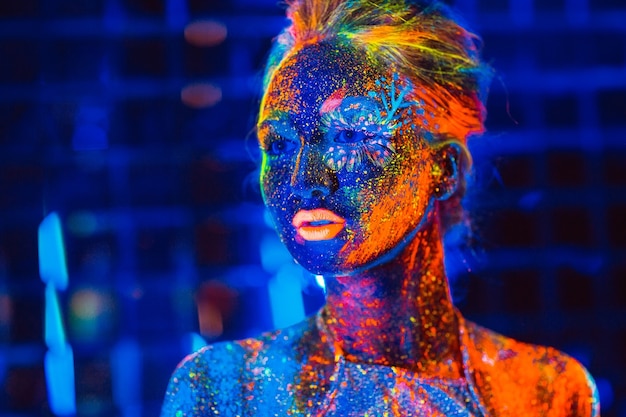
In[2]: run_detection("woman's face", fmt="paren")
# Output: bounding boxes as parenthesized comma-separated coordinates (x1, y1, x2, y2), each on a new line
(258, 42, 440, 276)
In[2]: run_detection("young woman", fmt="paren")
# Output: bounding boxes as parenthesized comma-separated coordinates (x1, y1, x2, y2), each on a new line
(162, 0, 600, 415)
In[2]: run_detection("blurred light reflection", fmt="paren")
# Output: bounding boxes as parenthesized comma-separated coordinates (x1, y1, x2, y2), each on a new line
(69, 288, 116, 344)
(196, 281, 237, 339)
(181, 83, 222, 108)
(184, 20, 227, 47)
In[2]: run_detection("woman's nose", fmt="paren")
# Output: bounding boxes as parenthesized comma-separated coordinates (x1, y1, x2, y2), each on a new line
(290, 146, 334, 199)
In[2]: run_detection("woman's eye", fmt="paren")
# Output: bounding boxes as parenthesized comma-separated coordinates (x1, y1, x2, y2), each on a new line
(335, 130, 367, 143)
(266, 137, 296, 156)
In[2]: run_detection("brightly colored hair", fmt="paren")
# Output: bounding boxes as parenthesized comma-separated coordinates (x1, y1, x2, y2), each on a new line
(261, 0, 492, 235)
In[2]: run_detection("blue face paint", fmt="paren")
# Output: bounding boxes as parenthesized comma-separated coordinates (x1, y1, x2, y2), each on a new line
(320, 96, 397, 172)
(319, 73, 420, 172)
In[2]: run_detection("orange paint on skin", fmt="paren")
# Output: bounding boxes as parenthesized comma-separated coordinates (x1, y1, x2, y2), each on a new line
(342, 144, 435, 268)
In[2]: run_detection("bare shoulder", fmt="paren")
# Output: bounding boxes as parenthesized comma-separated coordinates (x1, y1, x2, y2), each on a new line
(160, 317, 317, 416)
(159, 340, 249, 417)
(461, 318, 600, 416)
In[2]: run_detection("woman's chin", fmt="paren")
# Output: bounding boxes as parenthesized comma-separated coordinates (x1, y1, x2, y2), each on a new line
(291, 246, 378, 278)
(289, 233, 418, 278)
(290, 246, 347, 277)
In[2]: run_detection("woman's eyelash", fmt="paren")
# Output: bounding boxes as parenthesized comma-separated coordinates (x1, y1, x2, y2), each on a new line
(321, 108, 396, 139)
(334, 129, 373, 144)
(319, 104, 398, 172)
(324, 134, 396, 172)
(260, 132, 297, 156)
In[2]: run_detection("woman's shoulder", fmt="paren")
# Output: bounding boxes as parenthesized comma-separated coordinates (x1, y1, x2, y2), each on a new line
(159, 339, 248, 417)
(160, 315, 320, 416)
(459, 316, 600, 416)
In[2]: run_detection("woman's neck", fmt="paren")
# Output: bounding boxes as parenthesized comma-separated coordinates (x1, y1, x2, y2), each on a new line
(321, 218, 462, 377)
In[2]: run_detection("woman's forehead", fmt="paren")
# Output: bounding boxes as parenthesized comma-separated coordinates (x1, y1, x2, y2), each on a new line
(262, 42, 386, 117)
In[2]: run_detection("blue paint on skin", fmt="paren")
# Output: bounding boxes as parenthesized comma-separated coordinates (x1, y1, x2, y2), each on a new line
(320, 96, 397, 172)
(258, 42, 436, 277)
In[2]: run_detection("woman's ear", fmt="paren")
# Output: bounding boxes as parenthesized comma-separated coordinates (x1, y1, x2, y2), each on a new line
(432, 142, 462, 201)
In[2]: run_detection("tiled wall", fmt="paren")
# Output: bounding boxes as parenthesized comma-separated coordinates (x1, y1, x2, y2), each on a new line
(0, 0, 624, 415)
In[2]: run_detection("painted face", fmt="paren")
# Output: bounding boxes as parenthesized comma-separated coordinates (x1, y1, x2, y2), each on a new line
(258, 42, 438, 276)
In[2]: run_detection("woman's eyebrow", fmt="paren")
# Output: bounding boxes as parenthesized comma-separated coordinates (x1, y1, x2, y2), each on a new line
(258, 116, 300, 140)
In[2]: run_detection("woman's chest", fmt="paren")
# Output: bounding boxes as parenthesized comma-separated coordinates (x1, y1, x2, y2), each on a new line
(237, 358, 482, 417)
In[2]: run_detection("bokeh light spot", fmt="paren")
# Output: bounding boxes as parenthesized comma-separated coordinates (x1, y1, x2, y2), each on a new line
(184, 20, 227, 47)
(67, 211, 99, 236)
(70, 289, 106, 320)
(181, 83, 222, 108)
(69, 288, 116, 344)
(196, 280, 237, 339)
(0, 294, 12, 326)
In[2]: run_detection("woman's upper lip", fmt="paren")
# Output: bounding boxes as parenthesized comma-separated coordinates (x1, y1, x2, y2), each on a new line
(292, 209, 346, 228)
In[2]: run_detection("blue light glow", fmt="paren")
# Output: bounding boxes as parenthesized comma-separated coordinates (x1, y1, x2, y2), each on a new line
(111, 339, 142, 417)
(268, 264, 305, 329)
(263, 209, 275, 228)
(0, 348, 6, 390)
(72, 106, 109, 151)
(187, 332, 208, 353)
(166, 0, 189, 29)
(67, 211, 100, 236)
(72, 124, 108, 151)
(44, 343, 76, 416)
(45, 283, 67, 353)
(260, 233, 292, 274)
(314, 275, 326, 291)
(38, 213, 69, 291)
(595, 377, 613, 411)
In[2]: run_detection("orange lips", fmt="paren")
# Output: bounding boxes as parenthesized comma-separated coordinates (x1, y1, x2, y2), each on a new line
(292, 209, 346, 241)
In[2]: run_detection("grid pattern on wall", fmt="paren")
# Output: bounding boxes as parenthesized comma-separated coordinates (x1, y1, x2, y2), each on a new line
(0, 0, 625, 416)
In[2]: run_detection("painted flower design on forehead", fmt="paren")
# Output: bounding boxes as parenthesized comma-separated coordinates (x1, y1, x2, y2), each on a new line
(320, 72, 423, 172)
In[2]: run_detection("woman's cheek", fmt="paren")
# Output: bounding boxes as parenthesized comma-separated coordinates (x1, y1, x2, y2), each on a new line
(261, 159, 288, 202)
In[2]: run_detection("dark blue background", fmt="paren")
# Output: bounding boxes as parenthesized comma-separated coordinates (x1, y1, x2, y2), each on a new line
(1, 0, 625, 415)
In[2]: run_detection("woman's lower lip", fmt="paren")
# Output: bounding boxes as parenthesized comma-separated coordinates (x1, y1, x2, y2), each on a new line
(297, 223, 344, 241)
(292, 209, 346, 242)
